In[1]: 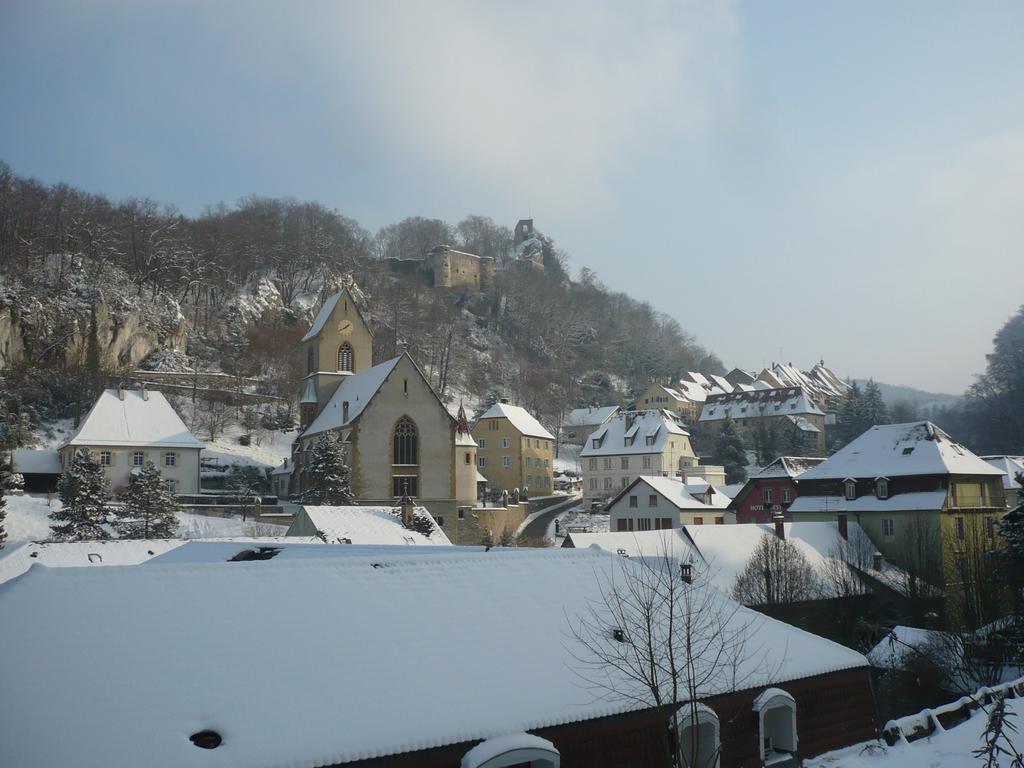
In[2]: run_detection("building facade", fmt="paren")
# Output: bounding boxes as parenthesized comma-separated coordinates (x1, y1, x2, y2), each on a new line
(699, 386, 827, 456)
(607, 476, 728, 531)
(729, 456, 825, 524)
(472, 401, 554, 496)
(559, 405, 619, 447)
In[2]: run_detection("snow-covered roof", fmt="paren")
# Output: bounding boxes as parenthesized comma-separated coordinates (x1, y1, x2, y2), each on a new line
(301, 356, 402, 439)
(289, 505, 452, 545)
(613, 475, 718, 510)
(561, 405, 620, 429)
(270, 461, 294, 476)
(699, 387, 824, 423)
(0, 539, 186, 584)
(981, 455, 1024, 490)
(865, 625, 950, 669)
(750, 456, 826, 480)
(145, 540, 470, 565)
(580, 410, 689, 457)
(788, 491, 950, 514)
(11, 449, 61, 474)
(0, 548, 867, 768)
(61, 389, 205, 449)
(798, 422, 1003, 480)
(301, 291, 340, 341)
(766, 362, 849, 402)
(787, 414, 821, 433)
(476, 402, 554, 439)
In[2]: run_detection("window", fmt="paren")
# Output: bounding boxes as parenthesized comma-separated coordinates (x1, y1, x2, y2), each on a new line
(620, 477, 628, 488)
(601, 457, 611, 471)
(166, 479, 177, 494)
(393, 417, 418, 465)
(464, 452, 471, 465)
(620, 457, 629, 470)
(645, 435, 656, 445)
(589, 478, 598, 490)
(876, 478, 889, 499)
(986, 516, 996, 539)
(337, 343, 354, 372)
(616, 518, 634, 532)
(392, 476, 418, 497)
(656, 517, 673, 530)
(642, 455, 652, 469)
(628, 495, 638, 508)
(883, 518, 895, 538)
(638, 518, 652, 531)
(526, 456, 532, 468)
(458, 509, 465, 520)
(781, 488, 791, 504)
(132, 451, 144, 467)
(693, 516, 704, 525)
(502, 456, 511, 467)
(99, 451, 112, 466)
(902, 446, 914, 455)
(478, 457, 486, 468)
(588, 458, 597, 471)
(763, 488, 773, 504)
(544, 459, 549, 468)
(164, 452, 177, 467)
(478, 438, 486, 449)
(544, 441, 549, 451)
(844, 479, 856, 500)
(436, 515, 444, 527)
(715, 516, 724, 525)
(489, 420, 498, 431)
(592, 437, 602, 449)
(603, 477, 613, 489)
(501, 437, 510, 449)
(955, 516, 966, 541)
(756, 689, 798, 763)
(649, 494, 658, 507)
(527, 475, 533, 486)
(624, 436, 634, 447)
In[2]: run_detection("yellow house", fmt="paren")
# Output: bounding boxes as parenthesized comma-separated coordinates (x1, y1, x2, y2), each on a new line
(636, 382, 704, 424)
(472, 400, 555, 497)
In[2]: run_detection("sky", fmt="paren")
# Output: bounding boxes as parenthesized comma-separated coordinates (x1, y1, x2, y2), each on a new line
(2, 1, 1022, 394)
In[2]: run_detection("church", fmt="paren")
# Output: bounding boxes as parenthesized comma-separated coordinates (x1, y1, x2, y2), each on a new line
(283, 287, 478, 519)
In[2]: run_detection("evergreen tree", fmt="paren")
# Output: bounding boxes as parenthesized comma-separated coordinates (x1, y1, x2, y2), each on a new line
(714, 417, 747, 484)
(115, 461, 179, 539)
(752, 416, 780, 467)
(51, 449, 112, 541)
(835, 381, 865, 448)
(0, 450, 11, 550)
(862, 380, 890, 427)
(301, 433, 355, 505)
(998, 474, 1024, 612)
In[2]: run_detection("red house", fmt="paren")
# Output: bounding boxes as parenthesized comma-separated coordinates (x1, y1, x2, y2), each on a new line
(730, 456, 825, 524)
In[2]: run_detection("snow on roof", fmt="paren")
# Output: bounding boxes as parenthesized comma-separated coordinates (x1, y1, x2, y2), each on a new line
(865, 625, 950, 669)
(461, 733, 558, 768)
(580, 410, 688, 457)
(981, 455, 1024, 490)
(681, 372, 732, 396)
(699, 387, 824, 423)
(561, 405, 620, 428)
(289, 505, 452, 545)
(476, 402, 554, 439)
(0, 539, 186, 584)
(751, 456, 826, 480)
(621, 476, 718, 510)
(0, 549, 867, 768)
(798, 422, 1002, 480)
(787, 414, 821, 433)
(145, 540, 477, 565)
(61, 389, 205, 449)
(301, 356, 402, 439)
(11, 449, 61, 474)
(788, 491, 949, 514)
(768, 362, 849, 402)
(270, 461, 294, 476)
(301, 291, 341, 341)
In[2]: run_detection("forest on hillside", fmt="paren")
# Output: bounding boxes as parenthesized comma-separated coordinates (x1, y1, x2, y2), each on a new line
(0, 161, 722, 440)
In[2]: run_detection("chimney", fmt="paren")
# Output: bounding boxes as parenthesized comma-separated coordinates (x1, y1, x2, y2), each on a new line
(283, 457, 288, 468)
(141, 382, 149, 401)
(400, 494, 414, 528)
(873, 552, 883, 572)
(773, 513, 785, 540)
(118, 386, 125, 401)
(342, 401, 350, 423)
(837, 513, 848, 540)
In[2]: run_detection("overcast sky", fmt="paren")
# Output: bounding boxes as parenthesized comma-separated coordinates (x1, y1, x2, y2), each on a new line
(2, 1, 1022, 394)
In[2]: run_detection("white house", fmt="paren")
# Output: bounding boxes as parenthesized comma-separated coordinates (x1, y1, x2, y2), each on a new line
(58, 387, 205, 495)
(606, 475, 734, 531)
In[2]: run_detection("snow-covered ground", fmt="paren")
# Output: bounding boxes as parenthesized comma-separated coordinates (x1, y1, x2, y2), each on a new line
(2, 493, 285, 544)
(554, 442, 582, 475)
(807, 698, 1020, 768)
(201, 425, 297, 473)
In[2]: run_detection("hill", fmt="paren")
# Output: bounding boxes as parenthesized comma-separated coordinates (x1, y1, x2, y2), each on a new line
(853, 379, 960, 417)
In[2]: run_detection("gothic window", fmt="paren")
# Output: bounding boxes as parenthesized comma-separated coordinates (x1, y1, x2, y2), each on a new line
(393, 417, 418, 465)
(337, 343, 354, 372)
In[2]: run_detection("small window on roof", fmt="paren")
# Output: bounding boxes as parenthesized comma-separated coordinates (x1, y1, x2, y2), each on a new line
(876, 478, 889, 499)
(844, 479, 857, 500)
(902, 447, 914, 455)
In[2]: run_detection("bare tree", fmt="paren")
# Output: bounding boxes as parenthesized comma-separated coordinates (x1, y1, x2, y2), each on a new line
(823, 526, 877, 598)
(732, 533, 824, 606)
(569, 549, 773, 768)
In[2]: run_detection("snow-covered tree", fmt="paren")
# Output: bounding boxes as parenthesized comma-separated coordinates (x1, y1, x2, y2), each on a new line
(115, 461, 179, 539)
(301, 433, 355, 505)
(862, 379, 890, 427)
(732, 532, 823, 605)
(52, 449, 112, 541)
(713, 416, 747, 484)
(0, 450, 12, 549)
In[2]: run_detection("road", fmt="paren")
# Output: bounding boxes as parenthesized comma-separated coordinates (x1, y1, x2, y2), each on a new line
(520, 497, 583, 541)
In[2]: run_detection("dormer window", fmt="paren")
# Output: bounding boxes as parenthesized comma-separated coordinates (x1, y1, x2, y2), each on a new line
(902, 447, 914, 455)
(624, 436, 634, 447)
(592, 437, 602, 449)
(876, 478, 889, 500)
(844, 479, 856, 501)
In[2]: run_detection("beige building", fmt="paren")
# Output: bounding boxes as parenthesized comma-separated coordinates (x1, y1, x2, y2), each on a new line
(472, 400, 555, 497)
(290, 288, 477, 520)
(428, 245, 495, 292)
(579, 409, 700, 505)
(698, 386, 828, 456)
(58, 387, 204, 495)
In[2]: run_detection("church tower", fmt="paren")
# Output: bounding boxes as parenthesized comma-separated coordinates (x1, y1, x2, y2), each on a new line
(298, 288, 374, 430)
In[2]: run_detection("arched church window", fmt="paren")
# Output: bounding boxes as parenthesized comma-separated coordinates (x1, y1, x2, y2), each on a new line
(337, 343, 354, 373)
(394, 417, 418, 466)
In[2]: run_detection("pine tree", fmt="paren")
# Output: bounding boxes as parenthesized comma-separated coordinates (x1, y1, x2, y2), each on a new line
(714, 417, 748, 484)
(51, 449, 112, 541)
(301, 433, 355, 505)
(115, 461, 179, 539)
(0, 451, 10, 550)
(835, 381, 865, 448)
(862, 380, 890, 427)
(998, 474, 1024, 612)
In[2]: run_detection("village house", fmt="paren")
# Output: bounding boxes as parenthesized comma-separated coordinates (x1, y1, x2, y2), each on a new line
(981, 455, 1024, 506)
(286, 288, 478, 520)
(56, 387, 205, 495)
(0, 547, 878, 768)
(699, 386, 827, 456)
(580, 409, 703, 505)
(634, 380, 707, 424)
(788, 422, 1006, 575)
(606, 475, 734, 531)
(729, 456, 826, 524)
(472, 400, 555, 497)
(558, 404, 619, 447)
